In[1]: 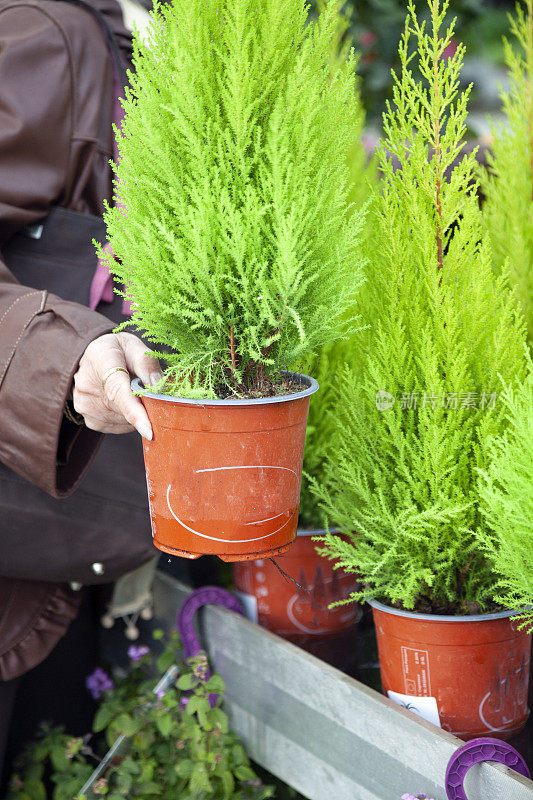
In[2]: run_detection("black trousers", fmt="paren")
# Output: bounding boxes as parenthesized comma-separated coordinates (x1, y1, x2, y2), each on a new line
(0, 586, 102, 798)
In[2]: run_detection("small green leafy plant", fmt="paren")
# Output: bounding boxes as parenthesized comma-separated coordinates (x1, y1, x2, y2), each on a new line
(8, 632, 274, 800)
(101, 0, 365, 398)
(478, 369, 533, 631)
(311, 0, 529, 614)
(480, 0, 533, 350)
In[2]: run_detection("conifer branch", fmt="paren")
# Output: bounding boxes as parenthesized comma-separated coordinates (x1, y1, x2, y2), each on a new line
(480, 0, 533, 349)
(430, 0, 444, 278)
(526, 0, 533, 199)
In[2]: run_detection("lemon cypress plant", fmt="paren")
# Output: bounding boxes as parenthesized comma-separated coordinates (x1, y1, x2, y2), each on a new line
(480, 0, 533, 350)
(311, 0, 529, 613)
(100, 0, 365, 399)
(478, 369, 533, 631)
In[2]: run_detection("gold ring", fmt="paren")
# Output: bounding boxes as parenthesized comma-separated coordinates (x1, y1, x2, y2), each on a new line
(102, 366, 129, 389)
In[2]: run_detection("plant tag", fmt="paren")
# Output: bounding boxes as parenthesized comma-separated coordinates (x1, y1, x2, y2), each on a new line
(387, 690, 441, 728)
(235, 591, 258, 624)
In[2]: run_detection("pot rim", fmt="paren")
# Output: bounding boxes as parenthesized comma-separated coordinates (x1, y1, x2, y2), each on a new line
(131, 370, 318, 406)
(368, 598, 528, 623)
(296, 527, 340, 537)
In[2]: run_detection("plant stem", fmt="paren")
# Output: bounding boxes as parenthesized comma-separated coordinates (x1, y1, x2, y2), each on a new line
(229, 325, 236, 375)
(457, 552, 474, 595)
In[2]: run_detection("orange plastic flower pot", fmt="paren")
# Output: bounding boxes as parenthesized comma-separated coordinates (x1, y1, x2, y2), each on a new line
(233, 529, 360, 637)
(370, 600, 531, 740)
(132, 374, 318, 562)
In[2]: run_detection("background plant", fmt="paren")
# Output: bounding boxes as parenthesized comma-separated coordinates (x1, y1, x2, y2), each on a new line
(8, 632, 273, 800)
(477, 369, 533, 631)
(102, 0, 365, 398)
(308, 0, 512, 120)
(480, 0, 533, 350)
(311, 0, 528, 613)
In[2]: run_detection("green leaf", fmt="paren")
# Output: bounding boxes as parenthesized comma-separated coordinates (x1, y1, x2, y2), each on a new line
(120, 757, 140, 775)
(176, 673, 196, 690)
(197, 709, 210, 730)
(24, 780, 46, 800)
(156, 650, 176, 674)
(93, 705, 113, 733)
(204, 674, 225, 694)
(50, 746, 70, 774)
(231, 744, 248, 766)
(206, 707, 229, 733)
(188, 763, 211, 795)
(114, 713, 141, 737)
(221, 769, 235, 798)
(185, 695, 211, 716)
(234, 765, 257, 782)
(155, 713, 172, 737)
(175, 759, 194, 778)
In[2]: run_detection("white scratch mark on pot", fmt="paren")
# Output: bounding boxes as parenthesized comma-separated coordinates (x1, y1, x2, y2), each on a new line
(166, 484, 294, 543)
(195, 465, 297, 476)
(244, 512, 285, 526)
(478, 691, 513, 733)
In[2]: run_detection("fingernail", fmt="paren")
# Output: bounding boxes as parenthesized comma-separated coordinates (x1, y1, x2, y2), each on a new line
(150, 372, 163, 387)
(138, 423, 153, 441)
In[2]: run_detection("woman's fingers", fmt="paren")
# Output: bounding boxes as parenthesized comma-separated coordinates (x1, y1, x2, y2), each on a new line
(117, 332, 163, 389)
(73, 332, 162, 438)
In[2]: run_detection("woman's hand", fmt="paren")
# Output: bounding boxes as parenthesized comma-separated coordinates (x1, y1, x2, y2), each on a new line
(72, 332, 162, 439)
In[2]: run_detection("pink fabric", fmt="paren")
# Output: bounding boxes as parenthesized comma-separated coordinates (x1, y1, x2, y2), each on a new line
(90, 78, 132, 315)
(90, 241, 115, 309)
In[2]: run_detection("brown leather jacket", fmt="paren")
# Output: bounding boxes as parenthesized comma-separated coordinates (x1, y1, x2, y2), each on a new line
(0, 0, 153, 679)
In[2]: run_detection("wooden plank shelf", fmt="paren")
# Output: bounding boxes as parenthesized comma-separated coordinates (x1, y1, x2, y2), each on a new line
(145, 572, 533, 800)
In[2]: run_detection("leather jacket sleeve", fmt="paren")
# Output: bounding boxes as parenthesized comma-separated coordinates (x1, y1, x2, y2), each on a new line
(0, 3, 114, 498)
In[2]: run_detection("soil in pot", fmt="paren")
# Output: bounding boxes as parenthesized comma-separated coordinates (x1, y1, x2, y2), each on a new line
(133, 373, 318, 562)
(370, 600, 531, 740)
(233, 529, 360, 637)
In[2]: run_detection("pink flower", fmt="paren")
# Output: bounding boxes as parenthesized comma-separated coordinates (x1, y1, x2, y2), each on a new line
(442, 37, 458, 60)
(360, 30, 378, 48)
(401, 794, 434, 800)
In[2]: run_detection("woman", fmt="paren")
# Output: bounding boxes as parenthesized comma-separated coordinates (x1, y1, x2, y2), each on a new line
(0, 0, 159, 786)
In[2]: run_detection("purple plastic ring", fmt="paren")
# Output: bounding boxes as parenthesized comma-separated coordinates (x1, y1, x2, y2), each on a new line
(445, 737, 531, 799)
(176, 586, 243, 707)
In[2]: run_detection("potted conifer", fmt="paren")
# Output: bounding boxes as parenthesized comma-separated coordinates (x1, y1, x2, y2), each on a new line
(480, 0, 533, 350)
(233, 3, 370, 636)
(100, 0, 365, 562)
(311, 0, 532, 739)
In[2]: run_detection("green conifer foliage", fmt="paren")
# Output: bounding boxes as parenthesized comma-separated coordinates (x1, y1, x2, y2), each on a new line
(480, 0, 533, 351)
(299, 2, 374, 529)
(311, 0, 529, 613)
(478, 371, 533, 631)
(100, 0, 365, 398)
